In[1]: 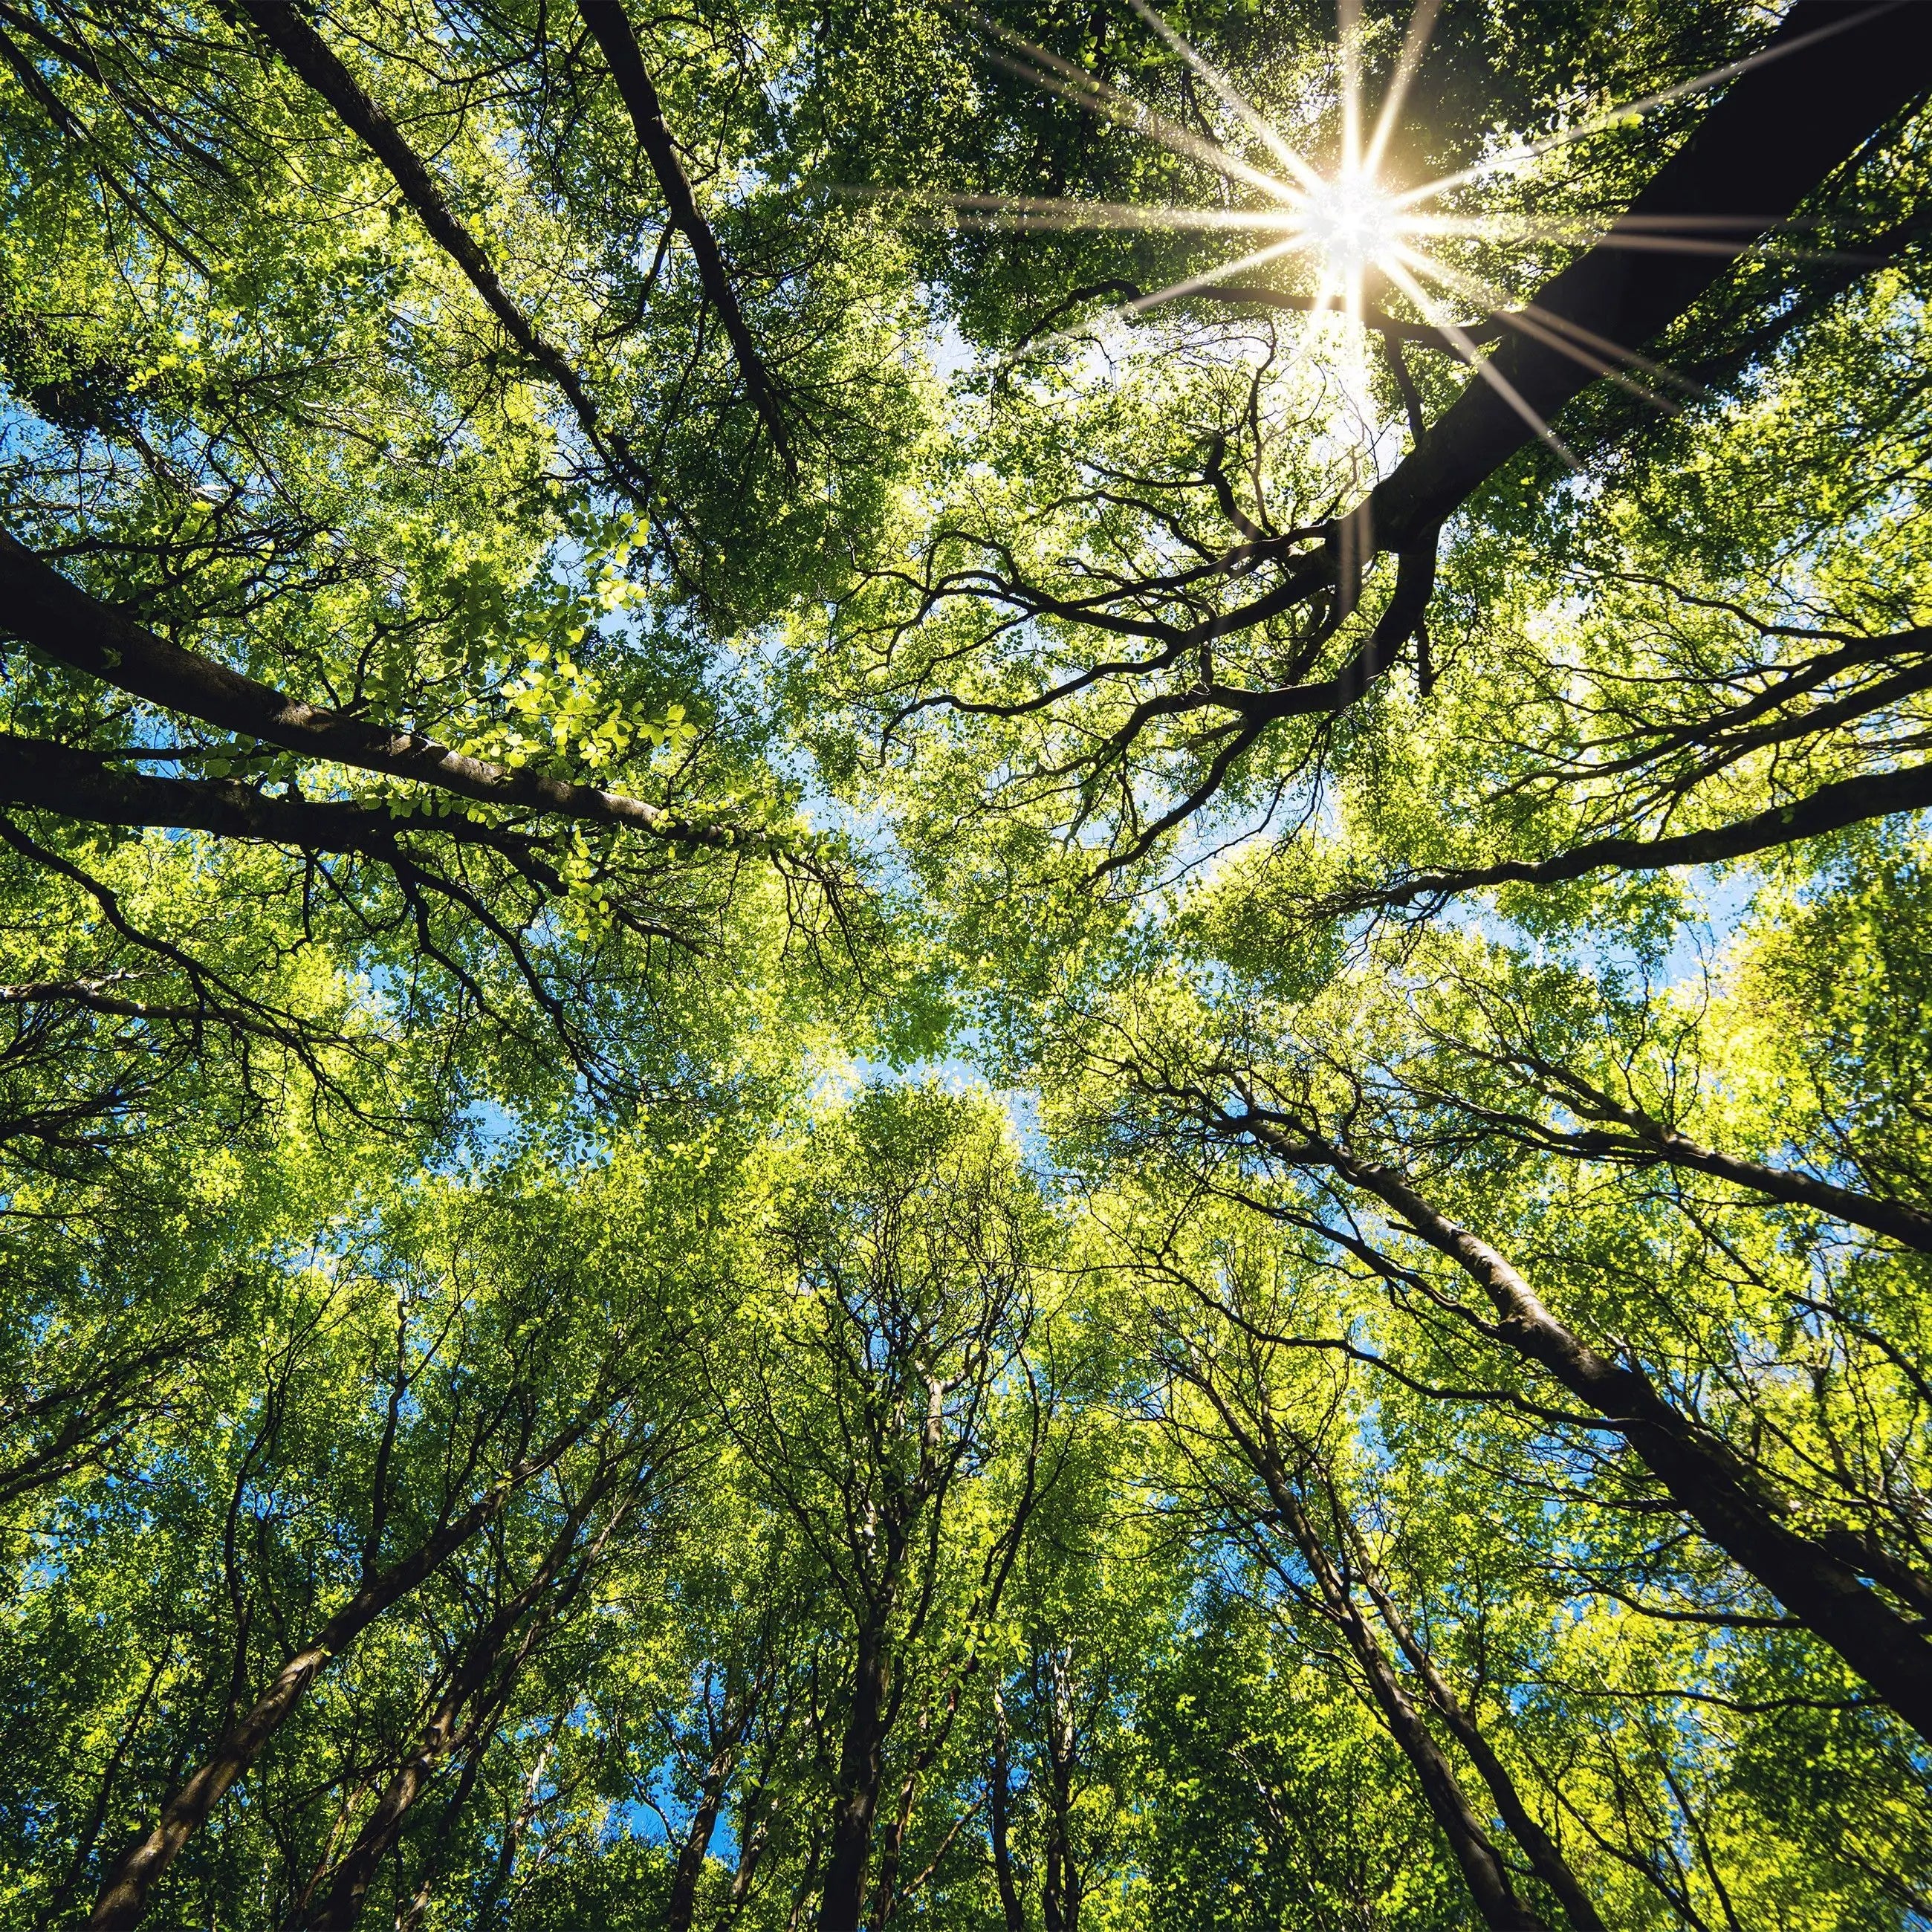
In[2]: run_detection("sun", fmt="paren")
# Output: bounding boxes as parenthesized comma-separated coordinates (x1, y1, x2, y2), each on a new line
(910, 0, 1824, 456)
(1304, 171, 1400, 279)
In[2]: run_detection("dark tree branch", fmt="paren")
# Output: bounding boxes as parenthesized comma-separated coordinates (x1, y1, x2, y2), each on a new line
(0, 732, 560, 884)
(577, 1, 793, 473)
(1332, 758, 1932, 914)
(1207, 282, 1500, 351)
(1453, 1054, 1932, 1257)
(0, 528, 769, 853)
(1367, 0, 1932, 554)
(235, 0, 649, 496)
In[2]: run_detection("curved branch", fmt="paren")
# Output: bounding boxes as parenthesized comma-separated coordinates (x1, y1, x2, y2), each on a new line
(1336, 758, 1932, 914)
(1488, 1063, 1932, 1257)
(577, 1, 792, 473)
(0, 530, 768, 853)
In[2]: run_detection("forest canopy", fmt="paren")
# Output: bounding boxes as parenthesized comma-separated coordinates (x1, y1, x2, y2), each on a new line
(3, 1, 1931, 1928)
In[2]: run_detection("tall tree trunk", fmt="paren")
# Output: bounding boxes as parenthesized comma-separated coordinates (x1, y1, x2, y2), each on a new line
(988, 1685, 1025, 1932)
(819, 1621, 892, 1932)
(867, 1765, 921, 1929)
(308, 1640, 527, 1931)
(720, 1780, 776, 1931)
(88, 1441, 568, 1932)
(666, 1744, 738, 1932)
(1342, 1530, 1609, 1932)
(235, 0, 631, 484)
(1040, 1650, 1079, 1932)
(788, 1820, 826, 1932)
(305, 1476, 631, 1930)
(1207, 1394, 1549, 1932)
(1317, 1145, 1932, 1746)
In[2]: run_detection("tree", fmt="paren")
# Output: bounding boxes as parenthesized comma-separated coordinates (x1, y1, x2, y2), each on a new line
(8, 1, 1932, 1926)
(713, 1086, 1059, 1932)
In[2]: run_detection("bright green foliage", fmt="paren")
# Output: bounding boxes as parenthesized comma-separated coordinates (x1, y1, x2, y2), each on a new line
(4, 1, 1932, 1928)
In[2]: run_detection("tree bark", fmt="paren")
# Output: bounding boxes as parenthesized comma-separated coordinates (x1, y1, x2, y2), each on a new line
(0, 532, 757, 852)
(666, 1743, 739, 1932)
(0, 733, 559, 876)
(1367, 0, 1932, 555)
(818, 1621, 892, 1932)
(234, 1, 635, 488)
(720, 1782, 774, 1931)
(1346, 1543, 1608, 1932)
(1345, 759, 1932, 915)
(988, 1685, 1025, 1932)
(88, 1431, 578, 1931)
(303, 1465, 639, 1930)
(575, 1, 791, 470)
(1315, 1142, 1932, 1746)
(1203, 1391, 1549, 1932)
(1040, 1650, 1080, 1932)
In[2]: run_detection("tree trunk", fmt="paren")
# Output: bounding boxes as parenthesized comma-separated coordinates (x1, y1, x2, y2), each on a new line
(867, 1766, 921, 1930)
(988, 1685, 1025, 1932)
(305, 1479, 625, 1930)
(1228, 1412, 1549, 1932)
(88, 1431, 576, 1931)
(667, 1745, 738, 1932)
(720, 1780, 776, 1931)
(818, 1622, 892, 1932)
(1368, 0, 1932, 554)
(234, 1, 621, 475)
(1347, 1542, 1608, 1932)
(1330, 1148, 1932, 1746)
(574, 1, 790, 467)
(1040, 1650, 1080, 1932)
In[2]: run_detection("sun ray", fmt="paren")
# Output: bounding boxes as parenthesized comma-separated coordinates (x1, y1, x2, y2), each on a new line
(1119, 235, 1315, 317)
(1390, 2, 1885, 213)
(1122, 0, 1326, 195)
(1413, 211, 1783, 234)
(1503, 303, 1711, 401)
(1394, 246, 1677, 410)
(952, 5, 1300, 207)
(1362, 0, 1444, 178)
(1381, 253, 1579, 466)
(1338, 0, 1364, 178)
(927, 0, 1827, 464)
(1405, 211, 1870, 264)
(843, 189, 1303, 234)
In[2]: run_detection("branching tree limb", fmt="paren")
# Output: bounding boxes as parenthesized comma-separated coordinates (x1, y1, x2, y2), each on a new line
(577, 0, 793, 472)
(236, 0, 649, 495)
(888, 0, 1932, 855)
(1326, 758, 1932, 915)
(1, 528, 773, 853)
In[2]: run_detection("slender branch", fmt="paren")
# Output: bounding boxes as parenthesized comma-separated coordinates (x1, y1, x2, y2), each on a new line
(1332, 758, 1932, 914)
(236, 0, 647, 495)
(577, 1, 792, 472)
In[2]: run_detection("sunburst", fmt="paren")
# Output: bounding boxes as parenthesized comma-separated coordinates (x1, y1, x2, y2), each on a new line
(903, 0, 1863, 454)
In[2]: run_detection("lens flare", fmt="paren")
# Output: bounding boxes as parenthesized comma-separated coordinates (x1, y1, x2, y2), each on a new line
(1305, 169, 1398, 276)
(907, 0, 1852, 456)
